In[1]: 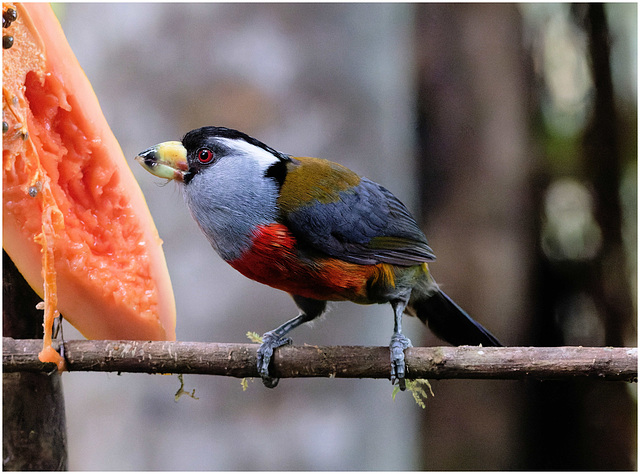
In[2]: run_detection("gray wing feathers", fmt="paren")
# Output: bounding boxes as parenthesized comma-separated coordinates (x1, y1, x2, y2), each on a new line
(284, 178, 435, 266)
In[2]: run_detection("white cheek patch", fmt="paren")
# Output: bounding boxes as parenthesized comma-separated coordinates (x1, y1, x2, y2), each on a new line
(216, 137, 280, 170)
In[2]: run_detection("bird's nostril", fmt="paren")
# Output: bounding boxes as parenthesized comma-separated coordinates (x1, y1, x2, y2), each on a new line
(144, 156, 157, 168)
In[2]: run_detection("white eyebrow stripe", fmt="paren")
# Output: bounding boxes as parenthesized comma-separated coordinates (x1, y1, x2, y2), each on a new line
(216, 137, 280, 169)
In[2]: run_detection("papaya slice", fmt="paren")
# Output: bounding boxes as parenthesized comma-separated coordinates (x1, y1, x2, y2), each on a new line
(2, 2, 177, 368)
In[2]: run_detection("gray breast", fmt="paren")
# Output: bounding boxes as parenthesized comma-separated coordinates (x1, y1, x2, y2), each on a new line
(183, 156, 279, 262)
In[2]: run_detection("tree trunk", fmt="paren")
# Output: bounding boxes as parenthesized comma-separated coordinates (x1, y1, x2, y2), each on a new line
(414, 4, 534, 469)
(3, 251, 68, 471)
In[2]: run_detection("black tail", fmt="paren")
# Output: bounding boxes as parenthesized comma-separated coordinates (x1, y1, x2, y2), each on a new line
(414, 290, 502, 347)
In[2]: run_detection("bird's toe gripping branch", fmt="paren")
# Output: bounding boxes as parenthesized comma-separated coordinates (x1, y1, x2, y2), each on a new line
(390, 333, 412, 391)
(257, 331, 292, 388)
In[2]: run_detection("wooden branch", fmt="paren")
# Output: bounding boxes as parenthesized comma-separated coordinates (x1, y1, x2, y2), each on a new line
(2, 338, 636, 382)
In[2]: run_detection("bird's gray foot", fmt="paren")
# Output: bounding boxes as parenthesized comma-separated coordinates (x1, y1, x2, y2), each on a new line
(390, 333, 412, 391)
(257, 331, 292, 388)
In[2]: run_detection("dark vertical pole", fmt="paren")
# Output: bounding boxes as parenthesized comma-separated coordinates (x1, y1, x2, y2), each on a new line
(3, 250, 68, 470)
(581, 3, 635, 347)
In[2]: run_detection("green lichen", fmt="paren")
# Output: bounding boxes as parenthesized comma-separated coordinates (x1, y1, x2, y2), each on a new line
(240, 332, 264, 391)
(246, 331, 263, 343)
(174, 374, 199, 401)
(392, 379, 434, 408)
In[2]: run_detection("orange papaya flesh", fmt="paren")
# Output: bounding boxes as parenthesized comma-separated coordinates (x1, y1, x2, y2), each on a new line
(3, 3, 177, 368)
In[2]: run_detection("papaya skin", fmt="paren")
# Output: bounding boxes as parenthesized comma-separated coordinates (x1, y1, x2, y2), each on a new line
(2, 2, 177, 361)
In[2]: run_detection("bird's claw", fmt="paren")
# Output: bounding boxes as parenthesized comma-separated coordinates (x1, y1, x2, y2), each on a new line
(257, 331, 292, 388)
(390, 333, 412, 391)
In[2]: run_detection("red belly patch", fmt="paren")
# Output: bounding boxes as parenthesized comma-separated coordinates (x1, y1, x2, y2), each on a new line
(228, 223, 393, 302)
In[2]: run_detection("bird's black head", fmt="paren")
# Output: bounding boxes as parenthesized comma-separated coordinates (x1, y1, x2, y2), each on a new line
(180, 126, 290, 186)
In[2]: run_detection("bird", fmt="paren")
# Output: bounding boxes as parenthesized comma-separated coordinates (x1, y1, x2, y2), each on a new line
(136, 126, 502, 389)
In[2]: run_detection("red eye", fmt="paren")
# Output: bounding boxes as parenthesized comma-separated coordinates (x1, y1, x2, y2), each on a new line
(197, 147, 215, 164)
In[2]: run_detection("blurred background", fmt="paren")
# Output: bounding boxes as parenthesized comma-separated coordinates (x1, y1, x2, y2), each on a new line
(50, 3, 636, 470)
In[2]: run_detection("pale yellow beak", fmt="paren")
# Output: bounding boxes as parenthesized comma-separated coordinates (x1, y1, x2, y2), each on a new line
(135, 141, 189, 183)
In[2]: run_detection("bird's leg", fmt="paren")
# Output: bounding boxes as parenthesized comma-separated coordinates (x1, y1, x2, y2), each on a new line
(257, 314, 307, 388)
(258, 296, 326, 388)
(389, 290, 412, 391)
